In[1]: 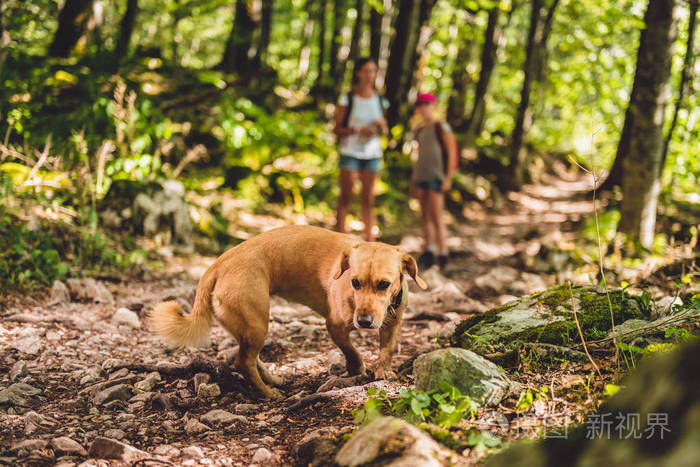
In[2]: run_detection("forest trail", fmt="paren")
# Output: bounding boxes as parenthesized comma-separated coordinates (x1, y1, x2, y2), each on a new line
(0, 169, 609, 466)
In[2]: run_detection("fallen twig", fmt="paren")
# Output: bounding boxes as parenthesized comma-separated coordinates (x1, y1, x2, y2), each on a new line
(568, 281, 602, 379)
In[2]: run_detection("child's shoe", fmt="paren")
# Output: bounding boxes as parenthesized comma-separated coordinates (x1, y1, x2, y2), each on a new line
(418, 250, 436, 269)
(438, 252, 449, 270)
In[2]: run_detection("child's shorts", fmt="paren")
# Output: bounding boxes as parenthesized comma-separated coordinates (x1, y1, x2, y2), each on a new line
(339, 155, 382, 172)
(415, 179, 442, 192)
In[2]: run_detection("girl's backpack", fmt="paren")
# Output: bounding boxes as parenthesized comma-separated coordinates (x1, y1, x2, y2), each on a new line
(432, 122, 459, 174)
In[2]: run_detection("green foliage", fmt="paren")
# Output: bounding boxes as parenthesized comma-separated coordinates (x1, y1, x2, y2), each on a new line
(515, 386, 549, 412)
(0, 206, 135, 291)
(352, 383, 480, 430)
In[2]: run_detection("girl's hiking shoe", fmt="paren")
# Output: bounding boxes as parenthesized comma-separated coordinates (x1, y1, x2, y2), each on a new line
(418, 251, 436, 269)
(438, 253, 449, 270)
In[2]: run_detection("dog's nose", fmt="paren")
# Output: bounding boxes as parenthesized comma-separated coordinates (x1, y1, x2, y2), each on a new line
(356, 314, 374, 328)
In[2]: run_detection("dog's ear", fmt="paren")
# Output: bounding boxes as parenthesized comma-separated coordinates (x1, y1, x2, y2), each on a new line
(401, 253, 427, 289)
(333, 250, 351, 280)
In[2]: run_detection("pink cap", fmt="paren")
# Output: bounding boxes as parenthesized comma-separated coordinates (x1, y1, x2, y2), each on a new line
(415, 92, 436, 104)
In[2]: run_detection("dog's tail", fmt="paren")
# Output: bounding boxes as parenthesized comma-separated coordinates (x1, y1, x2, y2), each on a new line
(149, 271, 216, 348)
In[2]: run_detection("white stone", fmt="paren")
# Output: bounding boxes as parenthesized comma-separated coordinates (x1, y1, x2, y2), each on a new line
(112, 308, 141, 329)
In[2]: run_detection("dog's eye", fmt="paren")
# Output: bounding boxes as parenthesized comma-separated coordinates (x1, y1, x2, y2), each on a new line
(352, 279, 361, 289)
(377, 280, 390, 290)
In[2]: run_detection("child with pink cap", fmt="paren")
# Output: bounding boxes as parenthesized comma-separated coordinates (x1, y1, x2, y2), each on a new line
(411, 92, 457, 270)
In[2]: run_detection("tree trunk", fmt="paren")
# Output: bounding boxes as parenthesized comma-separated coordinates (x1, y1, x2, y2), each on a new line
(329, 0, 348, 85)
(312, 0, 329, 98)
(369, 3, 381, 61)
(446, 14, 476, 128)
(297, 4, 316, 86)
(506, 0, 559, 190)
(0, 0, 9, 77)
(384, 0, 436, 128)
(219, 0, 259, 73)
(618, 0, 678, 249)
(348, 0, 363, 65)
(464, 6, 504, 145)
(660, 0, 697, 172)
(335, 0, 363, 88)
(112, 0, 138, 69)
(259, 0, 273, 65)
(48, 0, 95, 57)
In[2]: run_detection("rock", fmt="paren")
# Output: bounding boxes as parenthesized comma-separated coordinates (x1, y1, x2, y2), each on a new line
(293, 428, 336, 465)
(485, 338, 700, 467)
(51, 437, 87, 456)
(182, 446, 205, 458)
(233, 403, 259, 415)
(12, 336, 42, 355)
(11, 439, 48, 452)
(452, 285, 647, 356)
(66, 278, 114, 303)
(88, 437, 147, 462)
(335, 416, 452, 467)
(103, 429, 125, 440)
(153, 445, 180, 456)
(9, 361, 28, 382)
(653, 295, 684, 318)
(111, 308, 141, 329)
(49, 280, 71, 305)
(251, 447, 274, 463)
(185, 418, 210, 435)
(606, 318, 651, 339)
(0, 383, 42, 406)
(413, 348, 512, 407)
(193, 373, 210, 393)
(196, 382, 220, 398)
(134, 372, 160, 392)
(327, 350, 345, 375)
(201, 409, 246, 426)
(94, 384, 131, 405)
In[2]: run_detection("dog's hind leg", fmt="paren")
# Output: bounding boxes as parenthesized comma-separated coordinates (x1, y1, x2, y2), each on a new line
(214, 289, 282, 399)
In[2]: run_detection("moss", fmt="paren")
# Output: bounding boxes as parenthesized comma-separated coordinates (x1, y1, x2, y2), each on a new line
(450, 302, 516, 348)
(451, 285, 647, 355)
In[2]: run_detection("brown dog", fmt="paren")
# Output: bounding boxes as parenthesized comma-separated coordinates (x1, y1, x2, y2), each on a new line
(149, 225, 427, 398)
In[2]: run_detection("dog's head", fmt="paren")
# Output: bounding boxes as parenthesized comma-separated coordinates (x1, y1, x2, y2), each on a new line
(334, 243, 427, 329)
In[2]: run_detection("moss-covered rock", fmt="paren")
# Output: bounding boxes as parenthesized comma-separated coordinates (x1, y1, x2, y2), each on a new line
(451, 285, 649, 355)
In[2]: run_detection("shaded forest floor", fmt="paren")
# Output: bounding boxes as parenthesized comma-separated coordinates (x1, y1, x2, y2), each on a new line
(0, 168, 695, 466)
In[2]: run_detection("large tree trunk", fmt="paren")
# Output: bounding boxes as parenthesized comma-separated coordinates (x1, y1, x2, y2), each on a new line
(0, 0, 9, 77)
(384, 0, 436, 128)
(329, 0, 349, 86)
(219, 0, 259, 73)
(369, 2, 381, 61)
(335, 0, 363, 88)
(112, 0, 138, 69)
(259, 0, 273, 65)
(618, 0, 678, 249)
(506, 0, 559, 190)
(48, 0, 95, 57)
(660, 0, 697, 172)
(464, 5, 506, 145)
(312, 0, 329, 99)
(446, 13, 476, 128)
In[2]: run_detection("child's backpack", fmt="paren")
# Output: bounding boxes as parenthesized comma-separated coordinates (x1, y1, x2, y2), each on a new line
(433, 121, 459, 174)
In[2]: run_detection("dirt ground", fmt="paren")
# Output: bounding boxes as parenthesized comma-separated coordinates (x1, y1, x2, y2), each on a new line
(0, 170, 688, 466)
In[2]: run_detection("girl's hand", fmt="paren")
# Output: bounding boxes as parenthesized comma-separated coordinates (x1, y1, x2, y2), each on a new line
(358, 125, 375, 137)
(441, 178, 452, 193)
